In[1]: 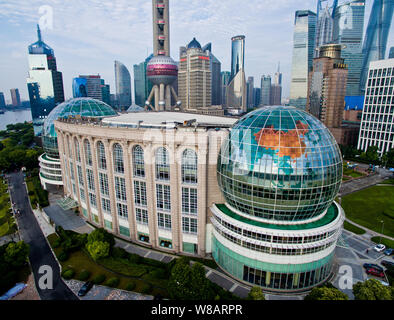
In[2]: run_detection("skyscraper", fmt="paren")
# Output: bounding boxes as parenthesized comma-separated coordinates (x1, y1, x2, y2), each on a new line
(307, 44, 348, 130)
(253, 87, 261, 107)
(73, 75, 111, 106)
(360, 0, 394, 93)
(202, 43, 222, 106)
(271, 63, 283, 105)
(246, 76, 254, 110)
(226, 35, 247, 113)
(101, 79, 111, 106)
(260, 75, 271, 106)
(314, 0, 338, 57)
(27, 24, 64, 136)
(114, 61, 132, 110)
(358, 58, 394, 155)
(289, 10, 317, 110)
(0, 92, 5, 107)
(134, 54, 154, 107)
(221, 71, 231, 107)
(178, 38, 212, 110)
(145, 0, 179, 111)
(333, 0, 365, 96)
(389, 47, 394, 58)
(10, 88, 21, 107)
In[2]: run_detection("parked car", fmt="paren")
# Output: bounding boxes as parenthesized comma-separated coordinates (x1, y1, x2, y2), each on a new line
(383, 248, 393, 256)
(366, 268, 385, 278)
(374, 244, 386, 252)
(381, 260, 394, 268)
(78, 281, 93, 297)
(363, 263, 384, 272)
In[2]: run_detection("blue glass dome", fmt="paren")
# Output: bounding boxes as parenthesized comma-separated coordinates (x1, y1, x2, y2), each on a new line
(217, 106, 342, 222)
(187, 37, 201, 49)
(42, 98, 117, 157)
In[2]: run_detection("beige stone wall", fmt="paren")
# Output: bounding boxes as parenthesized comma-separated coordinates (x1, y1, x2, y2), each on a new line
(55, 120, 229, 257)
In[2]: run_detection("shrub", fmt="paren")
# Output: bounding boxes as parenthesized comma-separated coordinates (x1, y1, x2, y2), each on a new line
(53, 238, 62, 248)
(93, 274, 106, 285)
(77, 270, 91, 281)
(86, 241, 110, 261)
(129, 254, 142, 264)
(87, 228, 115, 249)
(112, 247, 129, 259)
(57, 250, 69, 262)
(141, 283, 152, 294)
(149, 268, 166, 280)
(106, 277, 120, 288)
(62, 269, 75, 280)
(125, 282, 136, 291)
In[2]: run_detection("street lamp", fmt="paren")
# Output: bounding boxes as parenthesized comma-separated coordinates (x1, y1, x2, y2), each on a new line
(380, 220, 384, 244)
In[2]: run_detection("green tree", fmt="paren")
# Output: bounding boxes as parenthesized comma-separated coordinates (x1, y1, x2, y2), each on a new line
(4, 241, 30, 268)
(190, 262, 215, 300)
(168, 258, 193, 299)
(353, 279, 392, 300)
(305, 285, 348, 300)
(87, 228, 115, 249)
(86, 241, 110, 261)
(247, 286, 265, 300)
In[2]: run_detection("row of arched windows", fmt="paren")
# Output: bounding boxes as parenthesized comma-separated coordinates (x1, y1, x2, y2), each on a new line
(67, 136, 198, 184)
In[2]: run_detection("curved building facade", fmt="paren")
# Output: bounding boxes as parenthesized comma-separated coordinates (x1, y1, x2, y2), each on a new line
(114, 61, 132, 110)
(212, 106, 345, 292)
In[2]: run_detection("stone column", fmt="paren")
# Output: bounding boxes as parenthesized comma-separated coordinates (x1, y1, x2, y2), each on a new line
(145, 142, 158, 248)
(105, 140, 119, 235)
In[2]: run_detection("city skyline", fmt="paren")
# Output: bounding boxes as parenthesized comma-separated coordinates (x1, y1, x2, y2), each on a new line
(1, 0, 392, 104)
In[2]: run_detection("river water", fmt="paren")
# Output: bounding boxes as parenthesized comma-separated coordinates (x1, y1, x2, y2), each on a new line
(0, 109, 32, 130)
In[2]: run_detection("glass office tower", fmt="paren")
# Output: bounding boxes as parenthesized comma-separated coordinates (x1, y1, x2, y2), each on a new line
(333, 0, 365, 96)
(202, 43, 222, 106)
(360, 0, 394, 94)
(134, 54, 154, 107)
(314, 0, 338, 57)
(27, 25, 64, 136)
(289, 10, 317, 110)
(114, 61, 132, 109)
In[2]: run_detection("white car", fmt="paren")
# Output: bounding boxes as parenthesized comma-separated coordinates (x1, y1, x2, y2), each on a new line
(374, 244, 386, 252)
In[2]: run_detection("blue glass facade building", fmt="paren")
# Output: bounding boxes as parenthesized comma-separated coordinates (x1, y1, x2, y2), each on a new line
(134, 54, 154, 107)
(114, 61, 132, 109)
(360, 0, 394, 93)
(27, 25, 65, 136)
(333, 0, 365, 97)
(289, 11, 317, 110)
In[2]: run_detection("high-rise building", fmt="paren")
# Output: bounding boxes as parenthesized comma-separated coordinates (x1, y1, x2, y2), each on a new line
(389, 47, 394, 59)
(289, 10, 317, 110)
(260, 75, 271, 106)
(360, 0, 394, 94)
(0, 92, 5, 107)
(114, 61, 132, 110)
(270, 63, 283, 105)
(145, 0, 180, 111)
(134, 54, 154, 107)
(246, 76, 254, 110)
(10, 88, 21, 107)
(333, 0, 365, 97)
(27, 24, 64, 136)
(101, 79, 111, 106)
(178, 38, 212, 110)
(226, 35, 247, 113)
(358, 58, 394, 156)
(221, 71, 231, 107)
(202, 43, 222, 106)
(253, 87, 261, 107)
(307, 44, 348, 130)
(73, 75, 106, 102)
(314, 0, 338, 57)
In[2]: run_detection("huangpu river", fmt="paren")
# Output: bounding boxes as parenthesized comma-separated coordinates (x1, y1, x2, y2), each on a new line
(0, 109, 32, 130)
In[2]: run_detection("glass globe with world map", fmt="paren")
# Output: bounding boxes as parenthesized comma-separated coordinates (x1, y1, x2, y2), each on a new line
(217, 105, 343, 222)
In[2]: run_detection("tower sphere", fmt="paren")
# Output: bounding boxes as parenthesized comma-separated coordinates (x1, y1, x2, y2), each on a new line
(146, 55, 178, 85)
(217, 105, 343, 222)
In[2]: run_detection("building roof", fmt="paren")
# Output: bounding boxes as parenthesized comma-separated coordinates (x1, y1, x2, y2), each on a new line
(187, 37, 202, 49)
(101, 111, 237, 128)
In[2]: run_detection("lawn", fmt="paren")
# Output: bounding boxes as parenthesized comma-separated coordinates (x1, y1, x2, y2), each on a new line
(342, 166, 365, 179)
(341, 186, 394, 237)
(0, 177, 16, 237)
(47, 233, 169, 297)
(371, 236, 394, 249)
(380, 178, 394, 185)
(343, 221, 366, 235)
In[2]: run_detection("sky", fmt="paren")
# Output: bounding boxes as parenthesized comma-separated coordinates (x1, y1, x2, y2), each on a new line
(0, 0, 393, 103)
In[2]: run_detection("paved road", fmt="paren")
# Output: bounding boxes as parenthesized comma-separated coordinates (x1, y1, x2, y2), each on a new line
(7, 171, 78, 300)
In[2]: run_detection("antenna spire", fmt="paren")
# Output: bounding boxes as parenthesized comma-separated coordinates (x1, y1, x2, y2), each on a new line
(37, 24, 42, 42)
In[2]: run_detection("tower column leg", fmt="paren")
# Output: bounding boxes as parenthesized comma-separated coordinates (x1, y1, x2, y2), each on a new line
(154, 85, 160, 111)
(165, 85, 171, 111)
(159, 83, 165, 111)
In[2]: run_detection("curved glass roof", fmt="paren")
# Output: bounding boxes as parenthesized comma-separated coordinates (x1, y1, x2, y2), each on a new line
(43, 97, 117, 138)
(127, 104, 145, 113)
(187, 37, 202, 49)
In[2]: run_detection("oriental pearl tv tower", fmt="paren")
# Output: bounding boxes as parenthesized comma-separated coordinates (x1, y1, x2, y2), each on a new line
(145, 0, 181, 111)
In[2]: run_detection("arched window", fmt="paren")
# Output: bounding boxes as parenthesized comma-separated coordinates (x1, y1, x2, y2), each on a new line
(74, 138, 81, 162)
(181, 149, 197, 184)
(84, 139, 92, 166)
(132, 145, 145, 177)
(155, 147, 170, 180)
(113, 143, 124, 174)
(97, 141, 107, 170)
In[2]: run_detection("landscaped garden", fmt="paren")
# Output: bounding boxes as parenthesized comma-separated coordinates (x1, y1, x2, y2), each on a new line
(343, 221, 365, 235)
(48, 227, 239, 300)
(0, 177, 16, 238)
(341, 185, 394, 237)
(342, 163, 366, 181)
(25, 169, 49, 210)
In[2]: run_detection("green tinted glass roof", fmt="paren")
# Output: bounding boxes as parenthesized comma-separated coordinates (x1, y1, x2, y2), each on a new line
(215, 203, 339, 230)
